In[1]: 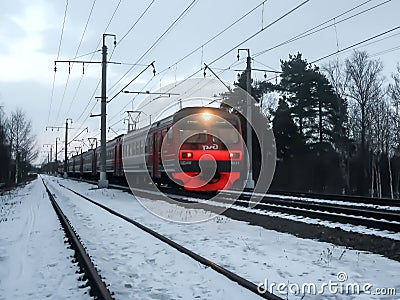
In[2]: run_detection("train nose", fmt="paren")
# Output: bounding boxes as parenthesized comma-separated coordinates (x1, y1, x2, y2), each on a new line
(198, 154, 217, 182)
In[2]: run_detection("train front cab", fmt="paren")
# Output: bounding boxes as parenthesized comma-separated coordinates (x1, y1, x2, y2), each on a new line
(158, 108, 243, 191)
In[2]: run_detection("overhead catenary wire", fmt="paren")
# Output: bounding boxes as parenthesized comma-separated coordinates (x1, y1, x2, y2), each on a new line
(261, 24, 400, 84)
(64, 0, 397, 147)
(69, 0, 159, 139)
(74, 0, 276, 136)
(106, 0, 199, 97)
(107, 0, 309, 127)
(47, 0, 69, 127)
(54, 0, 98, 126)
(155, 0, 269, 78)
(311, 25, 400, 64)
(253, 0, 392, 58)
(118, 0, 156, 45)
(66, 1, 127, 139)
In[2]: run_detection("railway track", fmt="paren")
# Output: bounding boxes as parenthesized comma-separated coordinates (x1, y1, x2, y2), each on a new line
(267, 190, 400, 207)
(40, 176, 114, 300)
(44, 177, 282, 300)
(68, 177, 400, 233)
(219, 191, 400, 232)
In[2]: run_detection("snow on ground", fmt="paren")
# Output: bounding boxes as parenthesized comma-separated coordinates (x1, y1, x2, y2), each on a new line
(43, 175, 400, 299)
(179, 195, 400, 241)
(0, 178, 89, 300)
(233, 190, 400, 212)
(44, 177, 257, 299)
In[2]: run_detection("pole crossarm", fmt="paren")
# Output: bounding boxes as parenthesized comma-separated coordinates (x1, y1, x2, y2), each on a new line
(46, 126, 64, 131)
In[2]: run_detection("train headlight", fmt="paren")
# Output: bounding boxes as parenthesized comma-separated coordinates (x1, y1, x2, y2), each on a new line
(201, 113, 212, 121)
(229, 152, 241, 159)
(182, 152, 193, 159)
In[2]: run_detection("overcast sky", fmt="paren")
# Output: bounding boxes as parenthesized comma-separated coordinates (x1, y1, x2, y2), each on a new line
(0, 0, 399, 164)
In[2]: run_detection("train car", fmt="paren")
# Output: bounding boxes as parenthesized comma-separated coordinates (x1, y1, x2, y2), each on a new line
(94, 134, 124, 179)
(67, 155, 74, 176)
(82, 149, 95, 178)
(123, 107, 243, 191)
(69, 153, 83, 177)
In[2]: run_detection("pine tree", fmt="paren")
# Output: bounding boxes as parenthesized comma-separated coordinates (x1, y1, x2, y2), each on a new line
(278, 53, 346, 147)
(272, 98, 303, 160)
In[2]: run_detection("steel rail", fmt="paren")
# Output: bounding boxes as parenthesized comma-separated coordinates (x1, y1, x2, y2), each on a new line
(59, 183, 282, 300)
(41, 177, 113, 300)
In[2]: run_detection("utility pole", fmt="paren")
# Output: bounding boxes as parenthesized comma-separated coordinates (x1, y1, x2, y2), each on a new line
(238, 49, 254, 189)
(54, 33, 116, 188)
(46, 122, 75, 177)
(43, 144, 53, 174)
(55, 137, 60, 164)
(64, 118, 72, 178)
(99, 34, 116, 188)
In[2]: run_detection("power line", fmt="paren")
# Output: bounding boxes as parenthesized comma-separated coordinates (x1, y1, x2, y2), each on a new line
(47, 0, 69, 127)
(118, 0, 156, 45)
(107, 0, 307, 125)
(55, 0, 98, 125)
(107, 0, 199, 97)
(69, 0, 156, 139)
(260, 25, 400, 84)
(208, 0, 310, 66)
(253, 0, 392, 58)
(311, 25, 400, 64)
(67, 1, 124, 138)
(75, 0, 267, 135)
(115, 0, 307, 121)
(156, 0, 268, 77)
(145, 0, 310, 103)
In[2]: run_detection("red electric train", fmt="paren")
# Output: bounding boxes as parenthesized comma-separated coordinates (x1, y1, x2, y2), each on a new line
(61, 107, 244, 191)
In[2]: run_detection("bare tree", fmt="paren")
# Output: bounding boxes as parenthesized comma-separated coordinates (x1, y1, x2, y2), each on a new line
(322, 58, 349, 99)
(7, 108, 37, 184)
(345, 51, 384, 150)
(388, 63, 400, 145)
(344, 50, 384, 195)
(388, 63, 400, 198)
(0, 106, 10, 184)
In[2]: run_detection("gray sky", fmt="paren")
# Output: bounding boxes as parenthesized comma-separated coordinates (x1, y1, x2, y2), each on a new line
(0, 0, 399, 164)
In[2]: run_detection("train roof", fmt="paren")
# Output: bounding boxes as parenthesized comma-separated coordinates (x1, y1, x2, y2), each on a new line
(173, 106, 239, 121)
(148, 106, 238, 130)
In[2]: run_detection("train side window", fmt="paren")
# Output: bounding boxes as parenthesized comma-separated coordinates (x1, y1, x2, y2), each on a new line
(145, 136, 150, 153)
(166, 127, 173, 144)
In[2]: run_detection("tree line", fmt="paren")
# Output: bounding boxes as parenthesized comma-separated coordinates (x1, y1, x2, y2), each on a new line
(0, 107, 37, 186)
(226, 50, 400, 198)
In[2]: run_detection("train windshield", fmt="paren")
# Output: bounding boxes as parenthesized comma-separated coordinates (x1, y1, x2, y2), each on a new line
(179, 115, 239, 144)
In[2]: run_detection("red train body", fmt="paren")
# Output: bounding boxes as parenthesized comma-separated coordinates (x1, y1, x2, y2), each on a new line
(63, 107, 244, 191)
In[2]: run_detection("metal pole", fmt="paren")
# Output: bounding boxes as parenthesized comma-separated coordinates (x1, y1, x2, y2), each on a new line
(245, 50, 254, 189)
(98, 35, 109, 188)
(64, 120, 69, 178)
(49, 145, 52, 174)
(55, 138, 59, 164)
